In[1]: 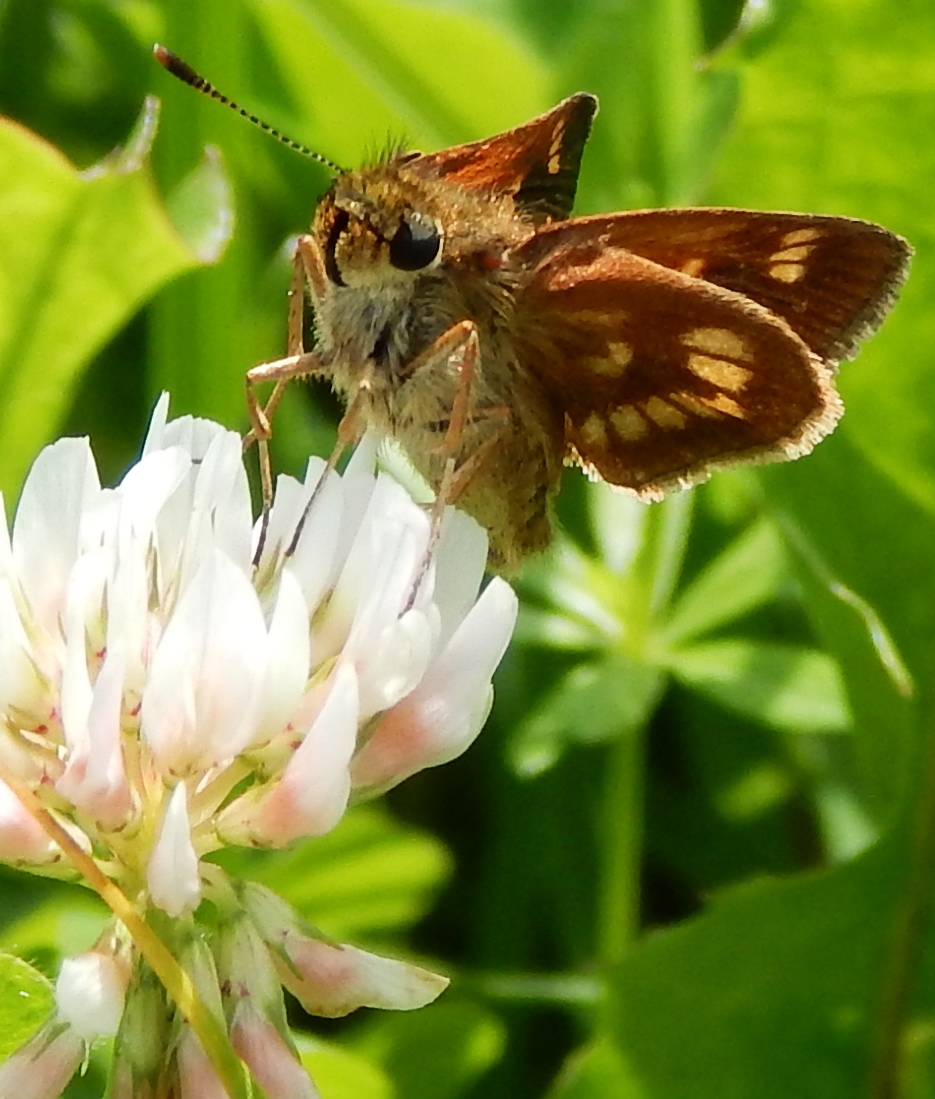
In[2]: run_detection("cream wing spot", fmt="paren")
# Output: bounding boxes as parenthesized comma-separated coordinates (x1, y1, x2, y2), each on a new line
(780, 227, 823, 247)
(679, 258, 707, 277)
(672, 392, 723, 419)
(700, 392, 747, 419)
(547, 121, 565, 174)
(643, 396, 687, 430)
(681, 327, 753, 362)
(769, 244, 815, 263)
(580, 413, 608, 447)
(769, 262, 807, 283)
(687, 354, 753, 392)
(588, 341, 633, 376)
(610, 404, 649, 441)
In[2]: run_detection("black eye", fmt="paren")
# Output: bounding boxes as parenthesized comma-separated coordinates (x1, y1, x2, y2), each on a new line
(389, 218, 441, 271)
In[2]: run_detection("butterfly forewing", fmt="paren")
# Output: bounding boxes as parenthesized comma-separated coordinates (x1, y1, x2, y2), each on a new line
(542, 210, 911, 364)
(409, 94, 598, 223)
(517, 238, 842, 496)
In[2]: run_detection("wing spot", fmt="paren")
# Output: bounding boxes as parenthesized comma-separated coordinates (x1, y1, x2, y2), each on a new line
(681, 327, 752, 362)
(687, 354, 753, 392)
(589, 341, 634, 376)
(580, 413, 608, 447)
(547, 121, 565, 174)
(701, 392, 747, 419)
(672, 391, 723, 419)
(610, 404, 649, 441)
(679, 258, 707, 277)
(780, 227, 823, 247)
(643, 396, 687, 430)
(769, 262, 807, 283)
(769, 244, 815, 263)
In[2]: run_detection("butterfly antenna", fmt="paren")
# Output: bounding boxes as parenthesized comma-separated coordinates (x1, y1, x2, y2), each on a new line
(153, 44, 345, 174)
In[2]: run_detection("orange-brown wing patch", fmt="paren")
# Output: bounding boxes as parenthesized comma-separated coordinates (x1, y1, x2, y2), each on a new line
(535, 210, 911, 365)
(515, 236, 841, 497)
(407, 95, 597, 223)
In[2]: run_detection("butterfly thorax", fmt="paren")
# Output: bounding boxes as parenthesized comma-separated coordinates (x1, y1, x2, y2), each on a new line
(308, 161, 566, 569)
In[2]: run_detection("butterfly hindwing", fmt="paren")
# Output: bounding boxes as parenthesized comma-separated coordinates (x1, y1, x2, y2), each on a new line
(515, 226, 842, 496)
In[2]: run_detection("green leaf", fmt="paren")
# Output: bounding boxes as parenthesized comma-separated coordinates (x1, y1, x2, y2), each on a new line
(214, 805, 451, 941)
(0, 102, 198, 499)
(548, 1038, 643, 1099)
(353, 1000, 505, 1099)
(608, 838, 910, 1099)
(0, 953, 53, 1060)
(663, 518, 788, 645)
(667, 639, 851, 733)
(712, 0, 935, 517)
(298, 1036, 394, 1099)
(511, 656, 665, 776)
(255, 0, 550, 157)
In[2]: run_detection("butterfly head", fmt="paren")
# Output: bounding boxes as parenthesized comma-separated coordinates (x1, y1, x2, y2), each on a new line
(315, 166, 448, 296)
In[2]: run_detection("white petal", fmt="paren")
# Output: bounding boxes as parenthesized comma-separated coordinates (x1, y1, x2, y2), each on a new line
(140, 391, 171, 455)
(141, 551, 268, 775)
(147, 783, 201, 917)
(259, 567, 311, 739)
(431, 508, 488, 644)
(12, 437, 101, 636)
(351, 578, 517, 793)
(55, 951, 127, 1040)
(217, 663, 358, 846)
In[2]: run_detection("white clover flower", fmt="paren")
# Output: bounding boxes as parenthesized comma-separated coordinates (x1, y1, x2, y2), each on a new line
(0, 396, 517, 1097)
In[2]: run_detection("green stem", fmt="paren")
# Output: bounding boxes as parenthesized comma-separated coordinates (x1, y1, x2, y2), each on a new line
(866, 695, 935, 1097)
(596, 715, 645, 1030)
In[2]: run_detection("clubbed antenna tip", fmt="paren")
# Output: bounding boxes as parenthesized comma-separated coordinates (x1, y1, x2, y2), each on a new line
(152, 43, 344, 174)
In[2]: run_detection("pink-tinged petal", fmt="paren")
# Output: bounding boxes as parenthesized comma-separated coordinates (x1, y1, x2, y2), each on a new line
(230, 1003, 321, 1099)
(177, 1027, 231, 1099)
(141, 551, 268, 776)
(147, 784, 201, 917)
(55, 951, 127, 1041)
(0, 578, 46, 723)
(56, 649, 132, 828)
(12, 437, 101, 637)
(0, 1019, 83, 1099)
(352, 578, 517, 794)
(278, 938, 448, 1018)
(217, 665, 358, 847)
(0, 778, 57, 864)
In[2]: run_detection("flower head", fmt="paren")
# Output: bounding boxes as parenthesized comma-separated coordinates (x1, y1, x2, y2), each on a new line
(0, 397, 517, 1095)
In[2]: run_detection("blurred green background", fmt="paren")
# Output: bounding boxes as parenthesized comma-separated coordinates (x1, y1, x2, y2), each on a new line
(1, 0, 935, 1096)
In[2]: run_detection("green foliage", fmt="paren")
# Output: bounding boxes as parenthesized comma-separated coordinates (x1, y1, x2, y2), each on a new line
(0, 0, 933, 1097)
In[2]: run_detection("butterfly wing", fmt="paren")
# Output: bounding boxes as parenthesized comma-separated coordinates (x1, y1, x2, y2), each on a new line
(514, 223, 843, 498)
(527, 210, 911, 364)
(406, 94, 598, 223)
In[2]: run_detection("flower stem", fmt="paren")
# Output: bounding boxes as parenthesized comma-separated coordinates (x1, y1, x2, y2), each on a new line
(0, 770, 249, 1099)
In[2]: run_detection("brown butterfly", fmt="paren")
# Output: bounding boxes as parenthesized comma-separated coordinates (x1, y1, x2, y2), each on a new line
(155, 48, 911, 572)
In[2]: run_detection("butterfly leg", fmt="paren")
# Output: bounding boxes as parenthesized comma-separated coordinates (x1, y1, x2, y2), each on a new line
(396, 320, 514, 606)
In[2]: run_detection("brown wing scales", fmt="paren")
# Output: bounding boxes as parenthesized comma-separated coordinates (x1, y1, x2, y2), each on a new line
(407, 95, 598, 223)
(516, 239, 842, 497)
(543, 210, 911, 364)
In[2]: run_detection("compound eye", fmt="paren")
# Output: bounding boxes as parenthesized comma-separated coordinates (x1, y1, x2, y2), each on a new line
(389, 217, 441, 271)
